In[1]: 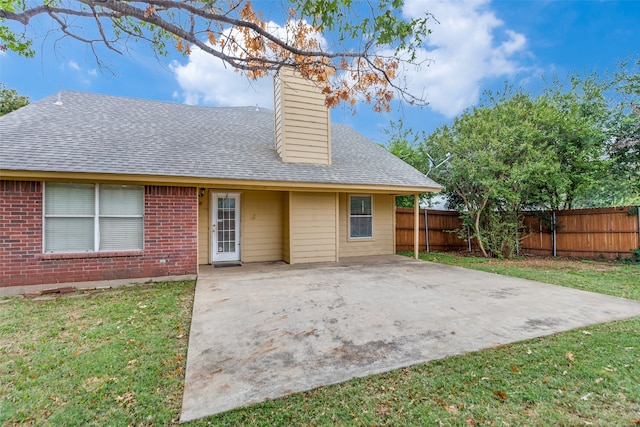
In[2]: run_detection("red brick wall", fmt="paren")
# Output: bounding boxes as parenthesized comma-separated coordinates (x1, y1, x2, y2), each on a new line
(0, 181, 198, 288)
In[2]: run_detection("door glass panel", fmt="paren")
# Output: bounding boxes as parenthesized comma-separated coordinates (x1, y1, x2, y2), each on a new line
(216, 196, 236, 253)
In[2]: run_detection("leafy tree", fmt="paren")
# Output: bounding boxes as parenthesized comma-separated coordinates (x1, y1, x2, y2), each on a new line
(388, 79, 610, 258)
(385, 120, 428, 207)
(534, 74, 610, 210)
(0, 0, 433, 112)
(0, 83, 28, 115)
(609, 59, 640, 195)
(571, 59, 640, 207)
(424, 90, 555, 257)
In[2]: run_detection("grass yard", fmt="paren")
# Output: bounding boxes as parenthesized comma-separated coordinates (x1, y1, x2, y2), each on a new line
(1, 254, 639, 426)
(415, 251, 640, 301)
(0, 282, 194, 426)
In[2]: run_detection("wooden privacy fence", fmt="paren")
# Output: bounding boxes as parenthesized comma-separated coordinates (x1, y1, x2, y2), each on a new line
(396, 206, 640, 259)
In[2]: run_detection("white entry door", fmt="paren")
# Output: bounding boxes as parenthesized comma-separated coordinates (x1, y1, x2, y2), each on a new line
(211, 193, 241, 262)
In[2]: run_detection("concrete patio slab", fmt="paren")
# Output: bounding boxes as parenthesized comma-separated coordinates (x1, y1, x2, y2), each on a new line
(180, 255, 640, 422)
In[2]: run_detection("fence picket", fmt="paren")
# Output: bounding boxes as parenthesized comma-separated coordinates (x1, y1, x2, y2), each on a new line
(396, 206, 640, 259)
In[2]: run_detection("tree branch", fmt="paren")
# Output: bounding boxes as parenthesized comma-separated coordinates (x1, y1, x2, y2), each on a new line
(0, 4, 112, 24)
(1, 0, 431, 110)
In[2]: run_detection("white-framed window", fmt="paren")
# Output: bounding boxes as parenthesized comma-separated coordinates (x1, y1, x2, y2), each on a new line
(44, 182, 144, 253)
(349, 195, 373, 239)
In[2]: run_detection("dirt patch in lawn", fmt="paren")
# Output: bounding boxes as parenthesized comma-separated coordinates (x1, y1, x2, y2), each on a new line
(442, 251, 625, 272)
(501, 257, 621, 272)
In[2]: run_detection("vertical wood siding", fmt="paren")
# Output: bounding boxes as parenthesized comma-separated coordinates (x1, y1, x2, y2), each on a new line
(396, 209, 472, 253)
(283, 193, 291, 263)
(197, 190, 210, 264)
(242, 190, 285, 262)
(521, 207, 640, 258)
(396, 207, 640, 259)
(288, 192, 337, 263)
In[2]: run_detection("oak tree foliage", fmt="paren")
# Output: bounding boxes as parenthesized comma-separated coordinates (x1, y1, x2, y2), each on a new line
(0, 83, 29, 115)
(386, 71, 633, 258)
(0, 0, 433, 111)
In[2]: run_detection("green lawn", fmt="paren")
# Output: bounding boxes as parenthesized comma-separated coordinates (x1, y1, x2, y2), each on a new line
(1, 255, 639, 426)
(413, 251, 640, 301)
(0, 283, 194, 426)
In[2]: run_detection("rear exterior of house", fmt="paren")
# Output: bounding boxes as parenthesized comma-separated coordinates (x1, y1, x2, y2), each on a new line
(1, 181, 198, 290)
(1, 182, 397, 291)
(198, 190, 397, 265)
(0, 69, 440, 295)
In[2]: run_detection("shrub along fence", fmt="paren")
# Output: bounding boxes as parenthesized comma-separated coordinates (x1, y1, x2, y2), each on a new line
(396, 206, 640, 260)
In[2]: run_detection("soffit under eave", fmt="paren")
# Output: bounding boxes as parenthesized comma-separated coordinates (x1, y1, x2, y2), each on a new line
(0, 169, 441, 194)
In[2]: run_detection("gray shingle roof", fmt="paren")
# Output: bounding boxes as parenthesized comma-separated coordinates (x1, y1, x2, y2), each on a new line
(0, 91, 440, 191)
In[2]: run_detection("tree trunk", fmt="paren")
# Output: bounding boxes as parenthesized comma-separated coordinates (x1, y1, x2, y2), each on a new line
(457, 189, 489, 257)
(474, 210, 489, 257)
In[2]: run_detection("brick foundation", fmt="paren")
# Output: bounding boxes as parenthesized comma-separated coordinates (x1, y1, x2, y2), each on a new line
(0, 181, 198, 289)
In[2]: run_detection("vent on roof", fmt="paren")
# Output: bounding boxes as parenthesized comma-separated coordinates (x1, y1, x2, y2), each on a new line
(54, 91, 63, 106)
(274, 67, 331, 165)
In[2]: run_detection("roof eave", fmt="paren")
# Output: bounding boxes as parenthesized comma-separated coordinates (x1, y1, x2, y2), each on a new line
(0, 169, 442, 194)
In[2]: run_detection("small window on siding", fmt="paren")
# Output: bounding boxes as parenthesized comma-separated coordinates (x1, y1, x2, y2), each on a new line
(44, 183, 144, 253)
(349, 195, 373, 239)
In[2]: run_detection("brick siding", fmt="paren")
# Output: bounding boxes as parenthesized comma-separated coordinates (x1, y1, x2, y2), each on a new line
(0, 181, 198, 288)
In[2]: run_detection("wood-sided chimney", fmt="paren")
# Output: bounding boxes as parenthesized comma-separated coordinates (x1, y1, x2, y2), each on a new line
(274, 67, 331, 165)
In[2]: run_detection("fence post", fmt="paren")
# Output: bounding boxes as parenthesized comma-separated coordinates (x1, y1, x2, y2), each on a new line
(637, 206, 640, 249)
(515, 212, 520, 256)
(552, 211, 557, 257)
(414, 195, 419, 259)
(424, 209, 429, 253)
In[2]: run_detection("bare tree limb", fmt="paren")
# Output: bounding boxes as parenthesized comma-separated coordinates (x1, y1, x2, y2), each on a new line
(0, 0, 433, 110)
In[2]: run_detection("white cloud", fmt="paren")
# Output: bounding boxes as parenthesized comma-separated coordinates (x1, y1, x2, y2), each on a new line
(170, 20, 326, 109)
(170, 48, 274, 108)
(398, 0, 529, 117)
(68, 60, 81, 71)
(170, 1, 527, 117)
(62, 60, 96, 86)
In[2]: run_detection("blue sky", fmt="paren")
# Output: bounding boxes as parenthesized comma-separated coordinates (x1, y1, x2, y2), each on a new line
(1, 0, 639, 144)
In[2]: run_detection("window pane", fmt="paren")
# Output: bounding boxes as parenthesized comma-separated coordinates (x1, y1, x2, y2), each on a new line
(350, 217, 372, 238)
(44, 182, 145, 253)
(99, 185, 143, 216)
(45, 217, 94, 252)
(350, 196, 372, 215)
(99, 217, 143, 250)
(45, 183, 94, 216)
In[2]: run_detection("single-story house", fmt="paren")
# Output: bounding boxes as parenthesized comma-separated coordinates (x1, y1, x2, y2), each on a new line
(0, 68, 441, 295)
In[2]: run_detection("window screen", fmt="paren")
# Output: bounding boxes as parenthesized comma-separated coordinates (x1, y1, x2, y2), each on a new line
(44, 183, 144, 253)
(349, 195, 373, 239)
